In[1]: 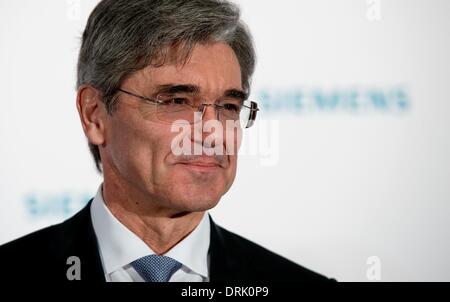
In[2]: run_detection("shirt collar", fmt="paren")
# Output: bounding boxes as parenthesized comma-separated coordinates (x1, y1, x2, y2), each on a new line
(90, 184, 210, 278)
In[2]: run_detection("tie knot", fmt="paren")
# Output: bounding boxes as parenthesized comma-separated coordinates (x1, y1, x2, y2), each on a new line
(131, 254, 182, 282)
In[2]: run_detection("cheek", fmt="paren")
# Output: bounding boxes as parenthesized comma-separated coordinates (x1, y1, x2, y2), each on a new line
(224, 126, 242, 156)
(227, 128, 241, 184)
(108, 116, 172, 182)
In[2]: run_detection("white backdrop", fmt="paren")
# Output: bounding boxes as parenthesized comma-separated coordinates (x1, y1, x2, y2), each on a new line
(1, 0, 449, 281)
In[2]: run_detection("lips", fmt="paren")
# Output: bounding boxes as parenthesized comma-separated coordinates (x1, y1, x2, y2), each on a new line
(180, 162, 220, 167)
(177, 158, 221, 167)
(174, 155, 226, 170)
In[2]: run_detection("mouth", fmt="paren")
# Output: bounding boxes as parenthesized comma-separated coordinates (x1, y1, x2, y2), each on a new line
(177, 162, 222, 172)
(174, 156, 225, 172)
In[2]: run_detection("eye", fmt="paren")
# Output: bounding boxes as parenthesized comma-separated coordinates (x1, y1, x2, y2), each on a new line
(172, 97, 190, 105)
(158, 97, 188, 106)
(223, 103, 241, 112)
(158, 93, 195, 106)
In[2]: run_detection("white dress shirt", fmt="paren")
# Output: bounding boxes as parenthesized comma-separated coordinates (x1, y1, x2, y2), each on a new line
(90, 185, 210, 282)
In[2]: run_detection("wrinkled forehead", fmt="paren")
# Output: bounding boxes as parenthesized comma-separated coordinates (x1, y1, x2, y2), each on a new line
(149, 40, 239, 69)
(125, 42, 244, 96)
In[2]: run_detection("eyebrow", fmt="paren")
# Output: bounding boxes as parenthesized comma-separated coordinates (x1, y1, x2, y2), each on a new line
(154, 84, 200, 95)
(224, 89, 249, 101)
(153, 84, 248, 100)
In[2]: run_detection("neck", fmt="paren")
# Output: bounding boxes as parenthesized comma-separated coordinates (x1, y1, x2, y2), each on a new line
(101, 169, 204, 255)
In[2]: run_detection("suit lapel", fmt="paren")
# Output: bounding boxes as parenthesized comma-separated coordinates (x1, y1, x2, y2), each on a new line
(208, 215, 246, 282)
(61, 200, 106, 281)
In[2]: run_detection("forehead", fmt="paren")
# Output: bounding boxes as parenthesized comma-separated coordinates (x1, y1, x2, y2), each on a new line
(124, 42, 243, 94)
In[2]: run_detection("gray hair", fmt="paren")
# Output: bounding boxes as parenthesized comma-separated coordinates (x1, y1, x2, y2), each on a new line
(77, 0, 256, 173)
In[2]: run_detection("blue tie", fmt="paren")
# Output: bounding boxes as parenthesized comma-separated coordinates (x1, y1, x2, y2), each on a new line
(130, 254, 182, 282)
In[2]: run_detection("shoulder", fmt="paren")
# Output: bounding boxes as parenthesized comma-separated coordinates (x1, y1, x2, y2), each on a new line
(0, 200, 91, 257)
(0, 223, 65, 279)
(0, 223, 63, 255)
(212, 222, 335, 282)
(0, 202, 96, 280)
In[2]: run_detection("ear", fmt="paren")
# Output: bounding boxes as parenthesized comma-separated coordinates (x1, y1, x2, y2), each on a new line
(76, 85, 107, 146)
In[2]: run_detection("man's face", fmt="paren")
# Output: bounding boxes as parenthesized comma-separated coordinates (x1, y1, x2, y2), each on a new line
(101, 42, 243, 213)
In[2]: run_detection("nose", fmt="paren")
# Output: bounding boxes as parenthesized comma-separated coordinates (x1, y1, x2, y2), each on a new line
(191, 103, 224, 151)
(200, 103, 219, 122)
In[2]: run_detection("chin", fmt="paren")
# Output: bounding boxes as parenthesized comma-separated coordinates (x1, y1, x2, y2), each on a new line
(167, 188, 223, 213)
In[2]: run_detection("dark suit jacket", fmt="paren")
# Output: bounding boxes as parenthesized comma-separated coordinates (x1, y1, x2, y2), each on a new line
(0, 201, 333, 282)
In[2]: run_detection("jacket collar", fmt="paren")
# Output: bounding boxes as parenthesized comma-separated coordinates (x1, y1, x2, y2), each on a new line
(61, 200, 244, 282)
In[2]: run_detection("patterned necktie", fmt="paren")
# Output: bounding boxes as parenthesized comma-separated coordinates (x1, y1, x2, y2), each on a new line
(130, 254, 182, 282)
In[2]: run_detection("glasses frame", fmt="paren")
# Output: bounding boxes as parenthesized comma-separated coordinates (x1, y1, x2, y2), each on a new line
(116, 88, 259, 128)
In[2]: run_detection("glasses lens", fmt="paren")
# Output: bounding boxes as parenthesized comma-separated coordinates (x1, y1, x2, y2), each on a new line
(153, 93, 258, 128)
(156, 93, 197, 123)
(239, 104, 251, 128)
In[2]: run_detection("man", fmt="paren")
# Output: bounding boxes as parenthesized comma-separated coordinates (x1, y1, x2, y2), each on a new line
(0, 0, 332, 282)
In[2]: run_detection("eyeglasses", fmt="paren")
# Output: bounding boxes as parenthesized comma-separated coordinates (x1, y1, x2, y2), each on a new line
(117, 88, 259, 128)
